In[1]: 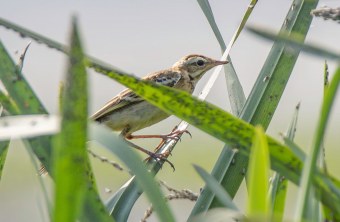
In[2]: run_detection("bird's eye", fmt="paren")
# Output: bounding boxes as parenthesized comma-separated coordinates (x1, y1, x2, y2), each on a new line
(196, 59, 205, 66)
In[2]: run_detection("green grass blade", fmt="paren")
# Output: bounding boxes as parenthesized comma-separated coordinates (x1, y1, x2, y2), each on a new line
(247, 126, 270, 218)
(270, 103, 300, 221)
(91, 60, 340, 217)
(193, 165, 238, 211)
(0, 40, 52, 168)
(294, 66, 340, 221)
(0, 43, 46, 115)
(247, 26, 340, 61)
(53, 18, 89, 222)
(321, 61, 332, 221)
(0, 92, 20, 115)
(89, 123, 175, 222)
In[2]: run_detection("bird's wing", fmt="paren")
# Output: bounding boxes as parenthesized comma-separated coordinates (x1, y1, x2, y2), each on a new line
(90, 88, 141, 120)
(91, 70, 182, 121)
(144, 70, 182, 88)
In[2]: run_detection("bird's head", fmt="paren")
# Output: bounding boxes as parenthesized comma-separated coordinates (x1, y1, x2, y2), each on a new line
(172, 54, 228, 81)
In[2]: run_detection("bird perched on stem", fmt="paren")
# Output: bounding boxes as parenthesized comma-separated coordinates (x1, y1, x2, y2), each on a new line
(91, 54, 228, 161)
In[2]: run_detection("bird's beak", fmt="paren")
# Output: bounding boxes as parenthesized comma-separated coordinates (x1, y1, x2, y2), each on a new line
(213, 60, 229, 66)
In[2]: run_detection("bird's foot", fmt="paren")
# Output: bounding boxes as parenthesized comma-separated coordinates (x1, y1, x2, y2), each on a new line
(146, 151, 175, 171)
(123, 139, 175, 171)
(162, 128, 192, 142)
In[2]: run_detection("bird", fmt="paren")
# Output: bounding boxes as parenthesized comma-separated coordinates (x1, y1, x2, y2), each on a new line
(91, 54, 228, 160)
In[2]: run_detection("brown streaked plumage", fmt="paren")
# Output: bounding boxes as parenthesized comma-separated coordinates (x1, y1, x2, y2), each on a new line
(91, 54, 228, 139)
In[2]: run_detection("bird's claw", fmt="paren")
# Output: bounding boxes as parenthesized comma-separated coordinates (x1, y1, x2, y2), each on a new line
(147, 152, 175, 171)
(162, 129, 192, 142)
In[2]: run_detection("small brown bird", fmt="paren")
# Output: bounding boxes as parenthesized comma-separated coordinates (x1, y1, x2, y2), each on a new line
(91, 54, 227, 158)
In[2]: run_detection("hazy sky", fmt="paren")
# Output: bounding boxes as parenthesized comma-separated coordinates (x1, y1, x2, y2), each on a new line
(1, 1, 339, 221)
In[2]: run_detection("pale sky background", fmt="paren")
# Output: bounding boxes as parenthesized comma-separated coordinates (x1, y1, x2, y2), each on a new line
(0, 1, 340, 221)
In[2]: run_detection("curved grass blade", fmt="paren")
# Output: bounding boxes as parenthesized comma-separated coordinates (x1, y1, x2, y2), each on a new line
(294, 67, 340, 221)
(53, 18, 90, 222)
(247, 26, 340, 61)
(0, 40, 52, 169)
(193, 165, 238, 211)
(92, 61, 340, 217)
(247, 126, 270, 218)
(89, 123, 175, 222)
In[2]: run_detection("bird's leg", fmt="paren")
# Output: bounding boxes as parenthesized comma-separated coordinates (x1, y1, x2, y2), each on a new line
(120, 130, 175, 170)
(126, 128, 192, 142)
(144, 126, 193, 164)
(124, 139, 175, 171)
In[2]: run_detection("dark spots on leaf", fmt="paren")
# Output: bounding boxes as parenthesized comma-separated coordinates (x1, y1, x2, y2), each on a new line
(72, 156, 85, 164)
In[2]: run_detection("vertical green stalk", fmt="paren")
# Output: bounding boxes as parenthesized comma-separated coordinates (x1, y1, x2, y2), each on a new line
(53, 18, 89, 222)
(247, 126, 271, 219)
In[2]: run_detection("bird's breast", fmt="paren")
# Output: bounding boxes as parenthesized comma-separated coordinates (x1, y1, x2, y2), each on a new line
(100, 101, 170, 134)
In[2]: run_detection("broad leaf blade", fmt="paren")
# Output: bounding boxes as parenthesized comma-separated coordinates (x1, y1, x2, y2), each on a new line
(247, 26, 340, 61)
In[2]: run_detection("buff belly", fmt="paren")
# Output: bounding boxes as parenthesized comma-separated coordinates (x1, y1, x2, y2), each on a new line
(103, 101, 170, 134)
